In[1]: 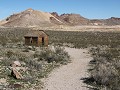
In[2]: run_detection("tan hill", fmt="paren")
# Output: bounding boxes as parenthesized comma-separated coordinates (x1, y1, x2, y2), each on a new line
(59, 13, 89, 25)
(0, 19, 8, 25)
(51, 12, 89, 25)
(1, 8, 63, 27)
(0, 9, 90, 27)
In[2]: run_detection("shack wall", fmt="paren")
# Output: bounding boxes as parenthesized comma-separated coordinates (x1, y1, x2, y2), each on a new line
(25, 37, 31, 45)
(24, 31, 49, 47)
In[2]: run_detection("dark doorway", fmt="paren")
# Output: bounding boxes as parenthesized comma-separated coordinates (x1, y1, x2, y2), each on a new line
(42, 37, 44, 45)
(30, 37, 33, 44)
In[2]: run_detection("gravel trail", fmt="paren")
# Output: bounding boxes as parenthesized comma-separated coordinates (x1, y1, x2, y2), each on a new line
(42, 47, 92, 90)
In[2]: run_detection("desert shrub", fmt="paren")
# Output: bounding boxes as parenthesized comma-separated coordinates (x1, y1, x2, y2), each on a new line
(0, 45, 70, 89)
(6, 50, 15, 58)
(87, 46, 120, 90)
(1, 27, 120, 89)
(3, 50, 41, 70)
(0, 49, 50, 89)
(46, 31, 120, 48)
(34, 46, 70, 64)
(0, 36, 8, 46)
(1, 28, 120, 48)
(0, 27, 29, 45)
(25, 58, 42, 71)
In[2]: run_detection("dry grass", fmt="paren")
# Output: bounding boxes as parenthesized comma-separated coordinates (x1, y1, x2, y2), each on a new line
(84, 46, 120, 90)
(0, 27, 120, 89)
(0, 43, 70, 89)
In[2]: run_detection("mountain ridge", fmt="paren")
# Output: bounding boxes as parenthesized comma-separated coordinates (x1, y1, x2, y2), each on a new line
(0, 8, 120, 27)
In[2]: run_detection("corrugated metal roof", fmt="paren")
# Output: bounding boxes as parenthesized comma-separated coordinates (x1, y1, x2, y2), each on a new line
(24, 30, 47, 37)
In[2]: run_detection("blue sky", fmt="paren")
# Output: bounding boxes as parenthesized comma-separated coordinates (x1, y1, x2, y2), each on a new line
(0, 0, 120, 20)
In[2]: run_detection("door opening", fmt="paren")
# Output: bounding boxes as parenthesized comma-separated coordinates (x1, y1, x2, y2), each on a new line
(30, 37, 33, 44)
(42, 37, 44, 45)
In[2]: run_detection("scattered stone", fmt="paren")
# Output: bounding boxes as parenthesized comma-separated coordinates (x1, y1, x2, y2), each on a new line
(28, 46, 33, 50)
(0, 78, 6, 84)
(11, 67, 23, 79)
(10, 61, 24, 79)
(12, 61, 21, 67)
(0, 57, 4, 60)
(9, 83, 22, 89)
(33, 58, 38, 61)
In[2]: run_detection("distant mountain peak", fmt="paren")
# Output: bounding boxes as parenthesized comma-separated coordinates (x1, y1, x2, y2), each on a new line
(26, 8, 34, 11)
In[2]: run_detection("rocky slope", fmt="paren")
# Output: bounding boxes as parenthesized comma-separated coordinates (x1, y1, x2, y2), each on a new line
(89, 17, 120, 25)
(51, 12, 89, 25)
(1, 8, 62, 27)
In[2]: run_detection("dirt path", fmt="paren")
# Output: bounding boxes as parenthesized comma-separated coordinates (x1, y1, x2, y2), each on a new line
(42, 47, 92, 90)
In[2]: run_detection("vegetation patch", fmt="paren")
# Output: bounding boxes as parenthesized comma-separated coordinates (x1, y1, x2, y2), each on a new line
(0, 27, 120, 89)
(83, 45, 120, 90)
(0, 43, 70, 90)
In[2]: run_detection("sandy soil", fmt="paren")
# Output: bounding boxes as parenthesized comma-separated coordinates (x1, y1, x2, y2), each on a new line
(42, 47, 93, 90)
(32, 25, 120, 32)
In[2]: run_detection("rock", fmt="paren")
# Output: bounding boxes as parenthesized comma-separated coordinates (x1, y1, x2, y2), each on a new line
(12, 61, 21, 67)
(0, 57, 4, 60)
(10, 61, 24, 79)
(28, 46, 33, 50)
(0, 78, 6, 84)
(33, 58, 38, 61)
(9, 83, 22, 89)
(11, 67, 23, 79)
(16, 67, 27, 72)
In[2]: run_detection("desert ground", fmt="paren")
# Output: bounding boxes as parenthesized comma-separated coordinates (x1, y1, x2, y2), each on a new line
(0, 27, 120, 90)
(28, 25, 120, 32)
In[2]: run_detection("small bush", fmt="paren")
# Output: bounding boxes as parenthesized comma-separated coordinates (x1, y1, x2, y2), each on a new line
(34, 46, 70, 64)
(87, 46, 120, 90)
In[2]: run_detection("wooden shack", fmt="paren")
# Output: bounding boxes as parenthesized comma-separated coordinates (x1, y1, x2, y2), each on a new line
(24, 30, 48, 46)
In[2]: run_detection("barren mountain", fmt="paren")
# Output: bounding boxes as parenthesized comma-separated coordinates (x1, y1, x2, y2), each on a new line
(104, 17, 120, 25)
(89, 17, 120, 25)
(0, 8, 120, 27)
(51, 12, 89, 25)
(1, 8, 62, 27)
(60, 13, 89, 25)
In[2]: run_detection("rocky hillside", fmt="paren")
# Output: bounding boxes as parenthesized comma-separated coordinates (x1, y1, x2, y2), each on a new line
(51, 12, 89, 25)
(1, 8, 62, 27)
(89, 17, 120, 25)
(0, 8, 120, 27)
(105, 17, 120, 25)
